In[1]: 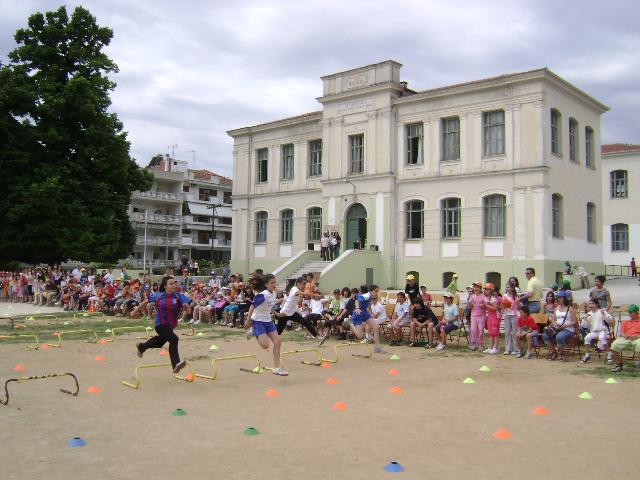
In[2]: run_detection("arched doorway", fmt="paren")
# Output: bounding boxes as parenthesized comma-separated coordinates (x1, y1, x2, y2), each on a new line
(346, 203, 367, 250)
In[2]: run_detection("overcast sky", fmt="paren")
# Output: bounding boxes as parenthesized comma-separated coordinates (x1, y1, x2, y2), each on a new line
(1, 0, 639, 177)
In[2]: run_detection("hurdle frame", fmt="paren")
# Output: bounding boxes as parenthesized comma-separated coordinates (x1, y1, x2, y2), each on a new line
(105, 326, 153, 342)
(280, 348, 323, 368)
(121, 362, 195, 389)
(0, 334, 40, 350)
(321, 342, 374, 364)
(1, 372, 79, 405)
(194, 354, 262, 380)
(48, 329, 98, 347)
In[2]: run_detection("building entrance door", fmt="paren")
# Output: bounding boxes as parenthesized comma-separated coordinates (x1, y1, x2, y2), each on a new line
(345, 203, 367, 250)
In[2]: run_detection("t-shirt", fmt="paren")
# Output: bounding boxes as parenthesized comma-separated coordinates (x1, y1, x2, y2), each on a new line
(353, 293, 372, 321)
(412, 304, 437, 323)
(149, 291, 191, 329)
(329, 298, 341, 315)
(251, 289, 277, 323)
(622, 319, 640, 336)
(281, 286, 300, 316)
(589, 288, 610, 310)
(518, 315, 538, 331)
(309, 299, 325, 315)
(405, 283, 419, 301)
(526, 276, 544, 302)
(372, 303, 388, 323)
(394, 301, 409, 321)
(344, 298, 356, 315)
(421, 292, 432, 304)
(469, 293, 487, 317)
(443, 303, 460, 326)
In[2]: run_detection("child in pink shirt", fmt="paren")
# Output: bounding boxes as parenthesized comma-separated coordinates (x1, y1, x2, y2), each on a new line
(483, 283, 501, 354)
(468, 282, 487, 351)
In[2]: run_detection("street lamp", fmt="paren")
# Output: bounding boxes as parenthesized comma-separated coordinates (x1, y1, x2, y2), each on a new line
(207, 203, 223, 263)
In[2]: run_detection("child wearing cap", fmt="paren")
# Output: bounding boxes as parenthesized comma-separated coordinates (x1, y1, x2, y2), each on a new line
(435, 293, 460, 350)
(467, 282, 487, 351)
(483, 283, 501, 354)
(404, 275, 419, 302)
(610, 304, 640, 372)
(446, 273, 460, 296)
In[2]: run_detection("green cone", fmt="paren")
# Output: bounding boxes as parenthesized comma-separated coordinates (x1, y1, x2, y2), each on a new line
(243, 427, 260, 436)
(605, 377, 618, 384)
(172, 408, 187, 416)
(105, 329, 112, 333)
(479, 365, 491, 372)
(389, 354, 400, 360)
(209, 344, 219, 351)
(196, 332, 205, 337)
(63, 321, 71, 326)
(463, 377, 476, 384)
(578, 391, 593, 400)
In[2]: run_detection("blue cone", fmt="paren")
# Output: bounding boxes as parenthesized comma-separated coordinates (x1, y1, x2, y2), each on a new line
(384, 461, 404, 473)
(68, 437, 87, 447)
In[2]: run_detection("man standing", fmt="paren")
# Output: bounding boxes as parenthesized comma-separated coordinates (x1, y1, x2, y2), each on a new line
(630, 257, 637, 278)
(320, 233, 330, 261)
(522, 267, 543, 313)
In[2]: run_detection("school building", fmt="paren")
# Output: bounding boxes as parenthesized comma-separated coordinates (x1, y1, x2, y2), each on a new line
(228, 60, 608, 291)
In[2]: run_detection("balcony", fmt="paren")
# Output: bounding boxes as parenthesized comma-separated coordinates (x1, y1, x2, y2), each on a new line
(181, 238, 231, 248)
(132, 190, 183, 202)
(131, 259, 175, 268)
(136, 236, 181, 246)
(134, 213, 181, 224)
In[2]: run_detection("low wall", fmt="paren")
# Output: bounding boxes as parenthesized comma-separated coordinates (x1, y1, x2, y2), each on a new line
(318, 250, 383, 292)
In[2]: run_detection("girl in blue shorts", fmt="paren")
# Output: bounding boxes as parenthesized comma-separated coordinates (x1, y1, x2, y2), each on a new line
(351, 284, 386, 354)
(244, 272, 288, 376)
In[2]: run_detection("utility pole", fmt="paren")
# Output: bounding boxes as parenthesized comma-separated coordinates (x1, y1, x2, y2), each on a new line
(207, 203, 223, 264)
(168, 144, 178, 158)
(189, 150, 196, 170)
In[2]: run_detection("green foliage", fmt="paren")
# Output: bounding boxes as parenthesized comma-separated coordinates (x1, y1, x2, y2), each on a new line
(0, 6, 152, 264)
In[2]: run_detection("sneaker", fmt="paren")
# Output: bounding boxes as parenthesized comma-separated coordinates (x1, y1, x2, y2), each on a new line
(409, 342, 418, 347)
(482, 348, 492, 354)
(424, 343, 432, 349)
(365, 334, 373, 342)
(374, 345, 387, 354)
(510, 351, 518, 355)
(515, 352, 523, 358)
(172, 360, 187, 374)
(611, 364, 623, 373)
(318, 335, 328, 346)
(525, 351, 533, 359)
(188, 319, 194, 324)
(436, 344, 445, 351)
(606, 351, 614, 364)
(272, 367, 289, 376)
(581, 353, 591, 363)
(136, 343, 143, 358)
(468, 345, 477, 351)
(193, 320, 201, 325)
(503, 350, 512, 355)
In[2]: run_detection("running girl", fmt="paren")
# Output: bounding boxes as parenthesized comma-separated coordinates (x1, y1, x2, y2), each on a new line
(351, 285, 386, 353)
(275, 277, 324, 343)
(244, 272, 288, 376)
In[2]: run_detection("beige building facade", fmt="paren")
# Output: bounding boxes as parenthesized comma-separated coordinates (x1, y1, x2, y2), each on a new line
(228, 61, 608, 291)
(601, 144, 640, 270)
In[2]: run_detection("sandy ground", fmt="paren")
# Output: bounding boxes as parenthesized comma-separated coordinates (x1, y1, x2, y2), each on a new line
(1, 320, 639, 480)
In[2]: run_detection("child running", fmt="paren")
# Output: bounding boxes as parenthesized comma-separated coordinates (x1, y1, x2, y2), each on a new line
(244, 272, 288, 376)
(136, 275, 189, 374)
(351, 284, 386, 353)
(275, 277, 325, 343)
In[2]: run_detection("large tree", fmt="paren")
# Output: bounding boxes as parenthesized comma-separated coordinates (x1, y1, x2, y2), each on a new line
(0, 6, 152, 264)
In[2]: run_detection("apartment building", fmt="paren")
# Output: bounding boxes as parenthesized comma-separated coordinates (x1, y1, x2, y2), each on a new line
(128, 155, 232, 268)
(228, 61, 608, 290)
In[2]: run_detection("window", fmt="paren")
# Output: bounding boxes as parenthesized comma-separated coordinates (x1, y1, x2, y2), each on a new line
(280, 209, 293, 243)
(195, 215, 209, 223)
(255, 211, 267, 243)
(483, 110, 505, 156)
(223, 191, 231, 204)
(585, 127, 594, 168)
(569, 118, 578, 162)
(441, 117, 460, 161)
(349, 134, 364, 174)
(308, 140, 322, 177)
(442, 271, 455, 289)
(483, 194, 506, 237)
(199, 188, 217, 201)
(610, 170, 628, 198)
(256, 148, 268, 183)
(281, 144, 294, 180)
(441, 197, 461, 239)
(405, 200, 424, 239)
(552, 193, 563, 238)
(220, 217, 232, 225)
(307, 207, 322, 241)
(406, 123, 423, 165)
(551, 109, 561, 155)
(486, 272, 502, 292)
(611, 224, 629, 251)
(587, 203, 595, 243)
(182, 185, 190, 193)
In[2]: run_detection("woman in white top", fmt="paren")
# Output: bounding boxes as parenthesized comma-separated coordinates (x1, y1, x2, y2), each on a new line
(541, 291, 576, 361)
(274, 277, 323, 342)
(244, 272, 288, 376)
(435, 293, 461, 350)
(581, 298, 612, 363)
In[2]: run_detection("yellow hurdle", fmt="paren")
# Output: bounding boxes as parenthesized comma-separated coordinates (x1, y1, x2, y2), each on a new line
(106, 326, 153, 342)
(121, 362, 195, 389)
(321, 342, 374, 364)
(280, 348, 323, 368)
(48, 329, 98, 347)
(0, 334, 40, 351)
(1, 372, 79, 405)
(194, 354, 262, 380)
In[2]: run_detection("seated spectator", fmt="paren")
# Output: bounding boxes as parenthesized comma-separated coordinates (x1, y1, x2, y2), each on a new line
(581, 298, 612, 363)
(543, 291, 556, 316)
(585, 275, 612, 313)
(409, 296, 438, 348)
(610, 304, 640, 372)
(435, 292, 460, 350)
(515, 306, 539, 359)
(321, 287, 351, 340)
(365, 295, 388, 343)
(420, 285, 432, 306)
(542, 291, 576, 361)
(389, 292, 410, 346)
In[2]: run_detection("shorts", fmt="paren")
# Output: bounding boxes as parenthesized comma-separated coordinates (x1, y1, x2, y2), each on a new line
(610, 337, 640, 353)
(351, 313, 370, 327)
(224, 304, 239, 312)
(436, 322, 460, 334)
(393, 317, 410, 327)
(252, 321, 277, 337)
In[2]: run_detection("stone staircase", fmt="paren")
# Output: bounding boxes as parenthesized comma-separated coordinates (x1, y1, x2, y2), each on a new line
(276, 259, 333, 290)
